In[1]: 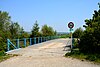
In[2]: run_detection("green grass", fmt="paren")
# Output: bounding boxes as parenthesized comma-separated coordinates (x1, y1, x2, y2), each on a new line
(0, 51, 10, 62)
(0, 54, 11, 62)
(0, 51, 19, 62)
(59, 34, 69, 38)
(65, 49, 100, 63)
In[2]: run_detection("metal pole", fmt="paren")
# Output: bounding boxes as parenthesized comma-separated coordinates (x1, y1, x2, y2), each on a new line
(24, 38, 26, 47)
(38, 37, 40, 43)
(69, 28, 72, 49)
(30, 38, 32, 45)
(71, 32, 72, 49)
(41, 37, 42, 43)
(34, 37, 36, 44)
(17, 39, 19, 49)
(70, 28, 73, 50)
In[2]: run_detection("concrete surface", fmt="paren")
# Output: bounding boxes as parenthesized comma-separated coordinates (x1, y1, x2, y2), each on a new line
(0, 38, 100, 67)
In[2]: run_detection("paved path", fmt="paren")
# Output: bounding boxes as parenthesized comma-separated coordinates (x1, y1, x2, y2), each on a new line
(0, 38, 100, 67)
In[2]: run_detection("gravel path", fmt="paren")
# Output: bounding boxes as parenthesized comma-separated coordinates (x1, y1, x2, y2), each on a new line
(0, 38, 100, 67)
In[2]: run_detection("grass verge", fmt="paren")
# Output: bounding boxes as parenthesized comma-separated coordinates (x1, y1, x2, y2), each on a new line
(65, 48, 100, 63)
(0, 51, 19, 62)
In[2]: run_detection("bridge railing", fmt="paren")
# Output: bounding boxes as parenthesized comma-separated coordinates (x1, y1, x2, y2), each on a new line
(7, 36, 59, 51)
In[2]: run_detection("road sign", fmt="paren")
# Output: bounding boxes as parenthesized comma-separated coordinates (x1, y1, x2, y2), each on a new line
(68, 22, 74, 50)
(68, 22, 74, 28)
(69, 28, 73, 31)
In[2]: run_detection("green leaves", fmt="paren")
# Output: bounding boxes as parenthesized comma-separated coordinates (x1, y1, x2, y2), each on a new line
(41, 24, 55, 36)
(0, 11, 24, 52)
(73, 27, 83, 38)
(79, 3, 100, 54)
(31, 21, 40, 37)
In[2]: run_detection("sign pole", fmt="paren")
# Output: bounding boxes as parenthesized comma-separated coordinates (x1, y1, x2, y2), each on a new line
(70, 29, 72, 49)
(68, 22, 74, 50)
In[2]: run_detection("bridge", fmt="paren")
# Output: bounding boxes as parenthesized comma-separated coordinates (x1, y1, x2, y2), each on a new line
(0, 38, 99, 67)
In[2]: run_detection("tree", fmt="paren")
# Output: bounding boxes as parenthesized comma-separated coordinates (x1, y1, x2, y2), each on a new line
(21, 32, 30, 38)
(41, 24, 55, 36)
(73, 27, 83, 38)
(31, 20, 40, 37)
(54, 30, 57, 35)
(0, 11, 11, 30)
(0, 11, 11, 51)
(0, 11, 24, 51)
(9, 22, 23, 39)
(79, 4, 100, 54)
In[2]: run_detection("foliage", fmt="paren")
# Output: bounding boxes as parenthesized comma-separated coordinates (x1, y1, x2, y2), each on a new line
(0, 11, 11, 51)
(9, 22, 24, 39)
(73, 38, 79, 48)
(59, 34, 70, 38)
(41, 24, 55, 36)
(0, 11, 25, 52)
(54, 30, 57, 35)
(79, 4, 100, 54)
(0, 51, 19, 62)
(31, 20, 40, 37)
(0, 51, 9, 62)
(65, 49, 86, 59)
(21, 32, 30, 38)
(73, 27, 83, 38)
(65, 49, 100, 63)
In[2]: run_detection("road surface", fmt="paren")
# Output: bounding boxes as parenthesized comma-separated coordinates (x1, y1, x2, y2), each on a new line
(0, 38, 100, 67)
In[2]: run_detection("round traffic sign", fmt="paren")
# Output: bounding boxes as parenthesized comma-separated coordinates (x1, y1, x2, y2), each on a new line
(68, 22, 74, 28)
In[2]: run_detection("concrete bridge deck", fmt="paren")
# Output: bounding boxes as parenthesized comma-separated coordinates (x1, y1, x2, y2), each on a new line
(0, 38, 99, 67)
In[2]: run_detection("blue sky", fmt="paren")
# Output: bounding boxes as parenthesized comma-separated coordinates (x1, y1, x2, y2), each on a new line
(0, 0, 99, 32)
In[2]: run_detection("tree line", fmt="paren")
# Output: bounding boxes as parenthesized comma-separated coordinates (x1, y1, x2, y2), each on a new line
(30, 20, 57, 38)
(0, 11, 56, 52)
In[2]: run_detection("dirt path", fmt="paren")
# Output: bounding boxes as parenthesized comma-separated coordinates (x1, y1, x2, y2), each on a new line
(0, 38, 100, 67)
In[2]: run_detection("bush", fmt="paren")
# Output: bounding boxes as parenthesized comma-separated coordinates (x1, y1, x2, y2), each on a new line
(60, 34, 69, 38)
(79, 4, 100, 54)
(0, 51, 6, 56)
(79, 28, 100, 54)
(65, 49, 100, 63)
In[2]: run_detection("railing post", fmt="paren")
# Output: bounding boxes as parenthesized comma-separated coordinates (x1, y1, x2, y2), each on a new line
(7, 39, 10, 51)
(45, 37, 46, 41)
(30, 38, 32, 45)
(38, 37, 40, 43)
(17, 39, 19, 49)
(47, 37, 48, 41)
(44, 37, 46, 41)
(48, 36, 50, 40)
(46, 37, 47, 41)
(34, 37, 36, 44)
(51, 36, 52, 40)
(43, 37, 44, 42)
(24, 38, 26, 47)
(40, 37, 42, 43)
(48, 36, 49, 40)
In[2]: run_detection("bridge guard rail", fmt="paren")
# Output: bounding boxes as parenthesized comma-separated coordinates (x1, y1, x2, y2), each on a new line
(7, 36, 60, 51)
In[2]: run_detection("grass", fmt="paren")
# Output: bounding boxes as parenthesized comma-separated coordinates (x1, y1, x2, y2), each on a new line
(0, 54, 11, 62)
(65, 48, 100, 63)
(59, 34, 70, 38)
(0, 51, 19, 62)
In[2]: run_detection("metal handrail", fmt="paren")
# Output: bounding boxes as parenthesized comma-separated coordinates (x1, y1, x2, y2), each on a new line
(7, 36, 59, 51)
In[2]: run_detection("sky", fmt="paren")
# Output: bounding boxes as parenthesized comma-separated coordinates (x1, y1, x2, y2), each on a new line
(0, 0, 100, 32)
